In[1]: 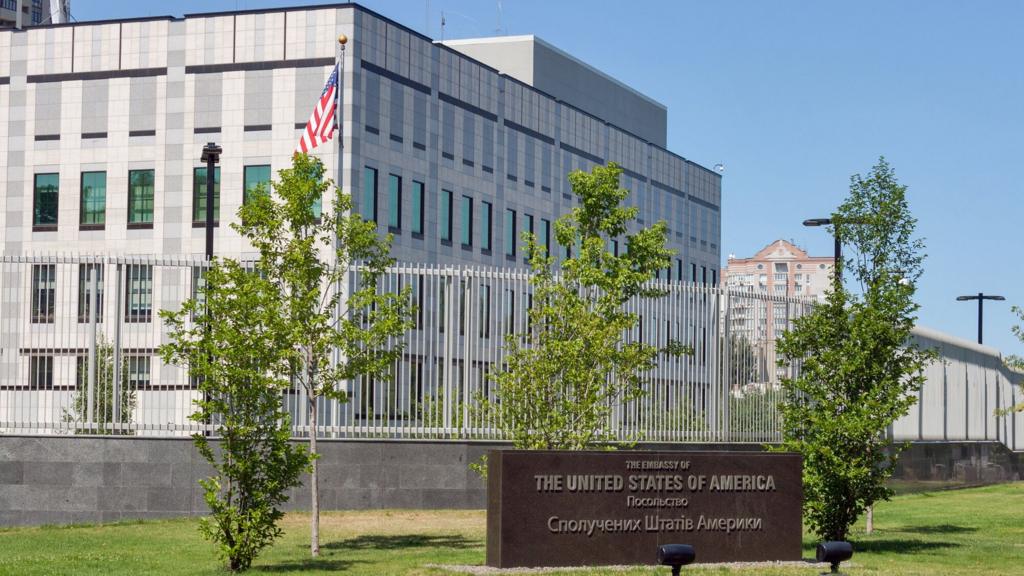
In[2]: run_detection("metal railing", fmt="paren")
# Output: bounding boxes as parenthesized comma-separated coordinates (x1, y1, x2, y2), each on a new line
(3, 254, 1019, 450)
(0, 254, 811, 441)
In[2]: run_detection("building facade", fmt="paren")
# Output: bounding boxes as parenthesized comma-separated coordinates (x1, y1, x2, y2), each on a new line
(0, 0, 57, 29)
(0, 3, 722, 423)
(721, 239, 833, 384)
(723, 239, 833, 305)
(0, 2, 721, 275)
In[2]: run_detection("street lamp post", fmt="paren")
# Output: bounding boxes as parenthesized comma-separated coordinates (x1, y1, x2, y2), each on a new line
(803, 218, 842, 288)
(201, 142, 222, 260)
(955, 293, 1005, 345)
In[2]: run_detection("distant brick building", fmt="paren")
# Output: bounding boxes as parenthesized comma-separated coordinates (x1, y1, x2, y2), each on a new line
(724, 239, 833, 302)
(722, 240, 834, 384)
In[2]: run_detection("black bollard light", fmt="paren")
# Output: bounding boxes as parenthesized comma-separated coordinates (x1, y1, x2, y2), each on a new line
(816, 541, 853, 575)
(657, 544, 696, 575)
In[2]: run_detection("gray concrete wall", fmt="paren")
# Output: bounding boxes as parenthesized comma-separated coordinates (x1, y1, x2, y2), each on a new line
(0, 437, 1019, 526)
(0, 437, 494, 527)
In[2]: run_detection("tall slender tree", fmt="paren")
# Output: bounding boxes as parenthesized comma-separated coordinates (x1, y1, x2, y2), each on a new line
(774, 158, 934, 541)
(235, 153, 412, 557)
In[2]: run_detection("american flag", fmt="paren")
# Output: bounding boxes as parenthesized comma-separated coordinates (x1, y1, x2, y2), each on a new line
(296, 64, 339, 154)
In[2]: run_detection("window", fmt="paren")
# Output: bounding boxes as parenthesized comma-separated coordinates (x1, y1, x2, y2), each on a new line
(481, 201, 492, 251)
(504, 208, 516, 257)
(305, 157, 324, 221)
(440, 189, 453, 242)
(78, 263, 104, 323)
(702, 266, 708, 285)
(126, 356, 152, 390)
(479, 283, 491, 338)
(523, 213, 534, 260)
(125, 264, 153, 323)
(691, 263, 698, 283)
(243, 165, 271, 205)
(31, 264, 56, 323)
(540, 219, 551, 258)
(677, 259, 684, 284)
(387, 174, 401, 230)
(33, 173, 59, 228)
(128, 169, 155, 225)
(80, 171, 106, 227)
(192, 167, 221, 223)
(504, 289, 516, 335)
(411, 181, 424, 235)
(362, 166, 378, 222)
(438, 279, 448, 333)
(30, 356, 54, 390)
(460, 195, 473, 247)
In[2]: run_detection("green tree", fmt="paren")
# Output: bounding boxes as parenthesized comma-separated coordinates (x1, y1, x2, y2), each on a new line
(773, 158, 933, 541)
(489, 162, 687, 452)
(236, 153, 413, 557)
(62, 333, 135, 435)
(160, 261, 309, 572)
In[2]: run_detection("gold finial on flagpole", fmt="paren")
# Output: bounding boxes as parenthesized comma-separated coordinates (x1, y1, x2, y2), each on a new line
(338, 34, 348, 46)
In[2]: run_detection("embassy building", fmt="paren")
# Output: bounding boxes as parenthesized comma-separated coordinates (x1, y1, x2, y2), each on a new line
(0, 2, 721, 279)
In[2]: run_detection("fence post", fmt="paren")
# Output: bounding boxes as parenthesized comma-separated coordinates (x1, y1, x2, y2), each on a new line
(721, 286, 730, 442)
(443, 271, 455, 436)
(86, 265, 98, 429)
(112, 262, 123, 432)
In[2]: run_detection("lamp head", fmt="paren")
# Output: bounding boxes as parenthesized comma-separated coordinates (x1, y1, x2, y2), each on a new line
(201, 142, 222, 164)
(803, 218, 831, 227)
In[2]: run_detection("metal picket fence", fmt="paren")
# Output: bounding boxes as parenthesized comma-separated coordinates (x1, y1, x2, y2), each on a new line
(0, 254, 812, 442)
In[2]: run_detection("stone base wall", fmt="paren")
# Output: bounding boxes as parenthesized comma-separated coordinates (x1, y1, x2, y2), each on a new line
(0, 437, 1019, 526)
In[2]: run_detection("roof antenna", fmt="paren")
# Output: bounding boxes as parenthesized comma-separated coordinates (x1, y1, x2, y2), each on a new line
(496, 0, 504, 35)
(441, 11, 446, 41)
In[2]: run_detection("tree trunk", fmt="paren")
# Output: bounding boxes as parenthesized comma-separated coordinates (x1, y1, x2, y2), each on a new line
(866, 505, 874, 534)
(310, 393, 320, 557)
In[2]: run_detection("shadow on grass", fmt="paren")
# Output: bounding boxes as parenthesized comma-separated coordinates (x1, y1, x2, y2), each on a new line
(253, 559, 364, 573)
(324, 534, 478, 551)
(896, 523, 978, 535)
(855, 539, 960, 554)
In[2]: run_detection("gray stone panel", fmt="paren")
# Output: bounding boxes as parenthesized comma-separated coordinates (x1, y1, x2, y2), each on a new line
(0, 437, 1020, 526)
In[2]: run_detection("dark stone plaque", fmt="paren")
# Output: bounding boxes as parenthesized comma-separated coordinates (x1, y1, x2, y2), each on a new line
(486, 450, 802, 568)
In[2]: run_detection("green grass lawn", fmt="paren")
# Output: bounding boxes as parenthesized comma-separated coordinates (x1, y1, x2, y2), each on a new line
(1, 483, 1022, 575)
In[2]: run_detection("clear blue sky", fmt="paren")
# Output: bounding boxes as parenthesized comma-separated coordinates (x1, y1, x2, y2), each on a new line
(76, 0, 1024, 356)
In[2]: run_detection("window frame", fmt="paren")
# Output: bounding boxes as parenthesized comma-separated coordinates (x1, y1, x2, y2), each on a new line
(77, 263, 105, 324)
(460, 195, 474, 248)
(411, 180, 424, 236)
(363, 166, 379, 223)
(480, 200, 492, 252)
(33, 173, 59, 231)
(127, 169, 155, 228)
(440, 189, 453, 243)
(387, 173, 402, 232)
(504, 208, 516, 258)
(31, 264, 56, 324)
(79, 171, 107, 229)
(192, 166, 221, 225)
(243, 164, 271, 206)
(124, 264, 154, 323)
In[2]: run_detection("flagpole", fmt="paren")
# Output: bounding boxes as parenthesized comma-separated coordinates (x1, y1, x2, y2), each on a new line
(333, 32, 349, 414)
